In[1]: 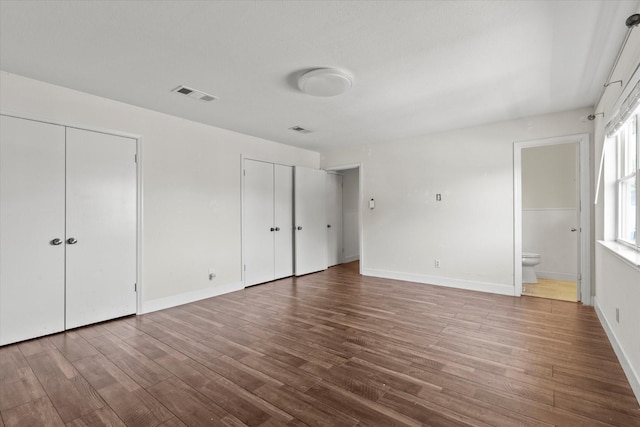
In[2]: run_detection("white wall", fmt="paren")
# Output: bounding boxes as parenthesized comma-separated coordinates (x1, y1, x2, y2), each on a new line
(522, 143, 578, 281)
(321, 108, 593, 295)
(593, 4, 640, 402)
(595, 245, 640, 400)
(0, 72, 320, 312)
(342, 168, 360, 262)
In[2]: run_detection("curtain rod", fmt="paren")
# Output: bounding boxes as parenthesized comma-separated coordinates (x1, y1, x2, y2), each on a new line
(594, 13, 640, 110)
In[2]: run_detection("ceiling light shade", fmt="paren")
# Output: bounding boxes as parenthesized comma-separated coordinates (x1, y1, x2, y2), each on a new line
(298, 68, 352, 97)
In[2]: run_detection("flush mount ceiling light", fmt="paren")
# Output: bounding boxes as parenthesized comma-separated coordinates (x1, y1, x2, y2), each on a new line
(297, 68, 353, 97)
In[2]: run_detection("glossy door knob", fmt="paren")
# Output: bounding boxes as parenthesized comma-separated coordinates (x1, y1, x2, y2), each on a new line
(275, 227, 280, 231)
(270, 227, 275, 232)
(50, 238, 63, 246)
(297, 226, 302, 230)
(67, 237, 78, 244)
(327, 224, 331, 228)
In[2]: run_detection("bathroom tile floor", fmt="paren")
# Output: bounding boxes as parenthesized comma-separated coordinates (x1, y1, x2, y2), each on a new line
(522, 278, 578, 302)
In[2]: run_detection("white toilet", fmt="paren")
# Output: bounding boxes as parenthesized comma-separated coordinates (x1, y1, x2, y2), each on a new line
(522, 252, 541, 283)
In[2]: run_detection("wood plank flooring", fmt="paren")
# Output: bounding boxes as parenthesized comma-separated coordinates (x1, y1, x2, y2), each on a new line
(1, 261, 639, 426)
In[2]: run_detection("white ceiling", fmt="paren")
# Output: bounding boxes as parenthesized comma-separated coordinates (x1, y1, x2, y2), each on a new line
(1, 1, 638, 151)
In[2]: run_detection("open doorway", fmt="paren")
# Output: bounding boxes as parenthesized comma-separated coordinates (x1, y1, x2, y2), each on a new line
(514, 134, 591, 304)
(521, 142, 579, 301)
(324, 164, 362, 274)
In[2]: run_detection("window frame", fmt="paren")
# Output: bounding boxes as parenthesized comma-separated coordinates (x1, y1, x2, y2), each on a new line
(614, 108, 639, 251)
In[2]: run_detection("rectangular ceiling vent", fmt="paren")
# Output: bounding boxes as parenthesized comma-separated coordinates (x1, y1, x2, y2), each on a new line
(289, 125, 311, 134)
(172, 85, 218, 102)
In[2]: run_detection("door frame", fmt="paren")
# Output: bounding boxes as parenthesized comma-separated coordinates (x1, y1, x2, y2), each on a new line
(324, 163, 363, 275)
(0, 110, 143, 314)
(513, 133, 591, 305)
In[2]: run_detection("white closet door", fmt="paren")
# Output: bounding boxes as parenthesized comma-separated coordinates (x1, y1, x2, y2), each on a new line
(0, 115, 66, 345)
(244, 159, 275, 286)
(65, 128, 137, 329)
(326, 173, 343, 267)
(294, 166, 328, 276)
(274, 164, 293, 279)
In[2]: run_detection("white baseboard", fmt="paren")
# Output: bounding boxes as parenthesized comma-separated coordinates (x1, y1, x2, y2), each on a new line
(342, 254, 360, 263)
(536, 271, 578, 282)
(140, 281, 244, 314)
(594, 297, 640, 405)
(362, 268, 514, 296)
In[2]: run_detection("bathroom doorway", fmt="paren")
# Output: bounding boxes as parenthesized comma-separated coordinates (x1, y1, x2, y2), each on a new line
(521, 142, 579, 302)
(514, 134, 591, 304)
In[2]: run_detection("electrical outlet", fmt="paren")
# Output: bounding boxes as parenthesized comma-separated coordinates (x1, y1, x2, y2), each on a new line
(435, 259, 441, 268)
(436, 194, 442, 201)
(208, 268, 216, 280)
(616, 308, 619, 323)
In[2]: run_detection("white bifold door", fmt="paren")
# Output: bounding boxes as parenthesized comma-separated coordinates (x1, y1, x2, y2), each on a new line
(1, 116, 66, 345)
(243, 159, 293, 286)
(294, 166, 328, 276)
(0, 115, 136, 345)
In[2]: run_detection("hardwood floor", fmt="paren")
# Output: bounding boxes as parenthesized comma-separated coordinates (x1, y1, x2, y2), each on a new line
(522, 279, 578, 302)
(1, 261, 639, 426)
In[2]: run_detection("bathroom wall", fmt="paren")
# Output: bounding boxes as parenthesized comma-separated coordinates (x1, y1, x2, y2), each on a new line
(522, 142, 578, 281)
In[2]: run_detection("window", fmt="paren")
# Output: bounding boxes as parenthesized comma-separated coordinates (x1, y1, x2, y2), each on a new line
(613, 105, 639, 249)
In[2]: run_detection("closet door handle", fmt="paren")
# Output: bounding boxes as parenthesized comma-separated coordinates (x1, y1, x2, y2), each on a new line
(50, 238, 63, 246)
(275, 227, 280, 231)
(327, 224, 331, 228)
(270, 228, 275, 232)
(297, 226, 302, 231)
(67, 237, 78, 244)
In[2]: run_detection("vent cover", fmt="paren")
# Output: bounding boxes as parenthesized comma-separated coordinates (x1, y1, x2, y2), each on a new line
(172, 85, 218, 102)
(289, 125, 311, 134)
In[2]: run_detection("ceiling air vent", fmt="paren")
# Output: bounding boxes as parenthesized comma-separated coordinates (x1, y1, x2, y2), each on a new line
(172, 85, 218, 102)
(289, 125, 311, 134)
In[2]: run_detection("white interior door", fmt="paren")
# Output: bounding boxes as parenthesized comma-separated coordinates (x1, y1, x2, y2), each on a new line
(294, 166, 328, 276)
(274, 164, 293, 279)
(244, 159, 275, 286)
(326, 173, 343, 267)
(65, 128, 137, 329)
(0, 116, 66, 345)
